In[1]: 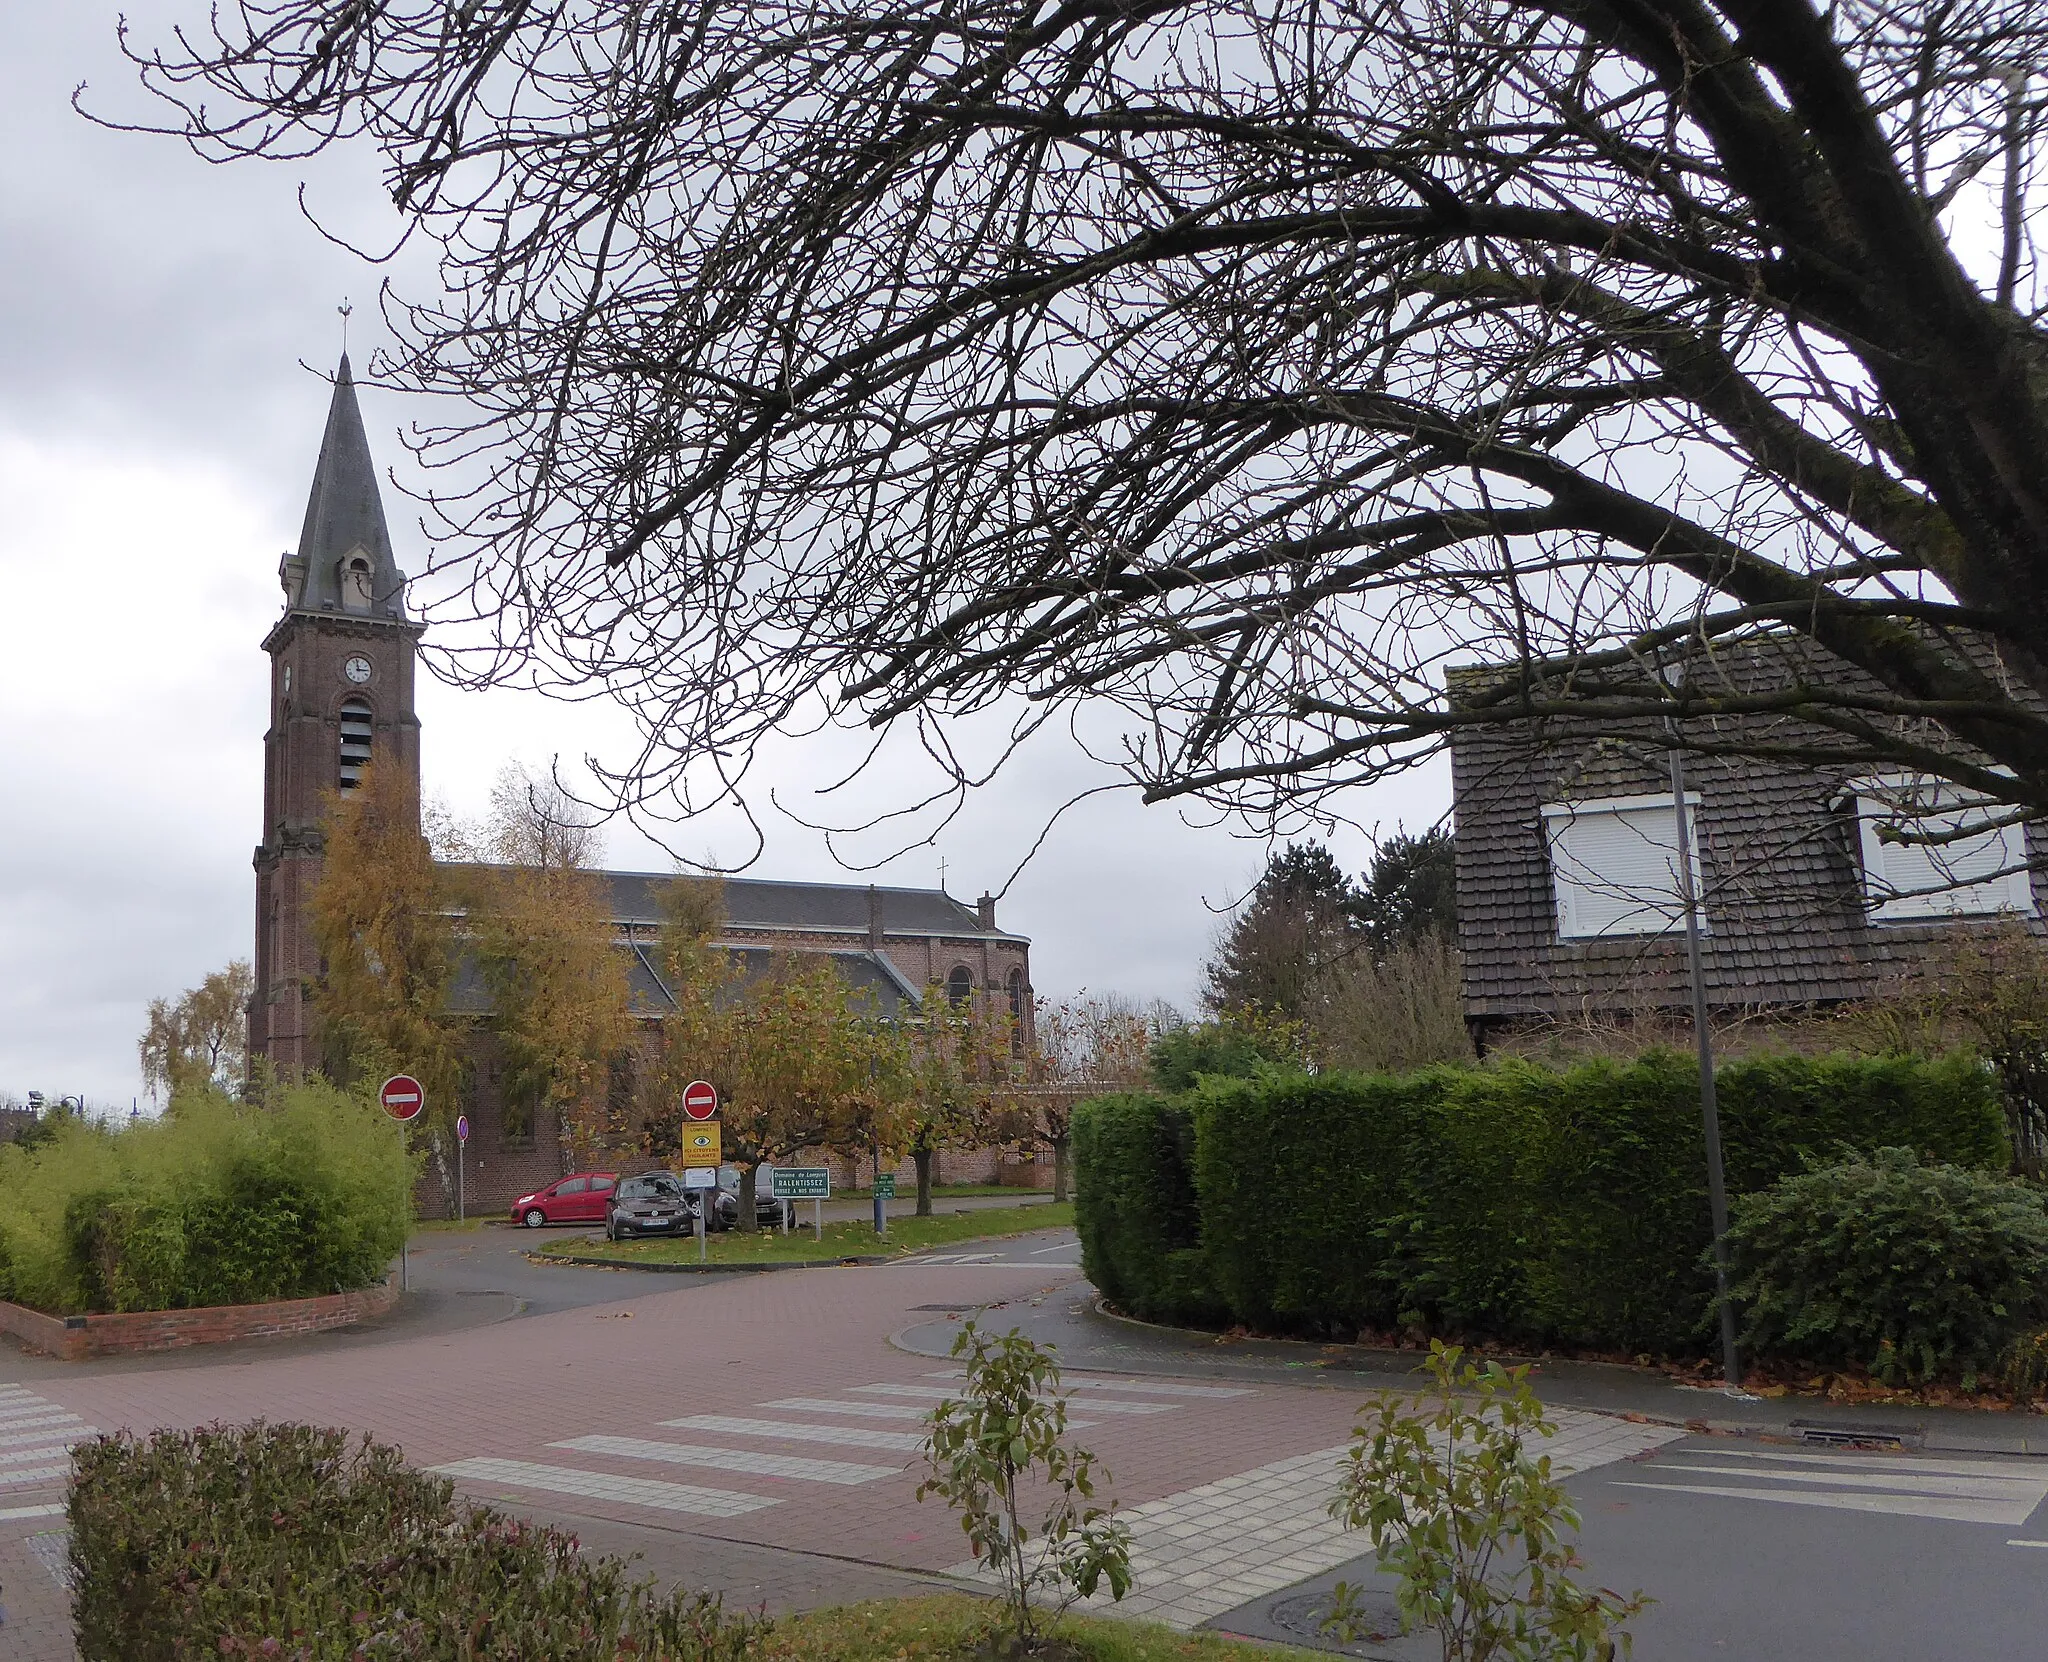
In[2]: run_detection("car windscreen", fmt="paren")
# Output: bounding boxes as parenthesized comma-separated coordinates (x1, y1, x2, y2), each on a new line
(617, 1177, 681, 1200)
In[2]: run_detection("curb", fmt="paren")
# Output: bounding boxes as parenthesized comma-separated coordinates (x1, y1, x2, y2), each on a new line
(532, 1249, 894, 1273)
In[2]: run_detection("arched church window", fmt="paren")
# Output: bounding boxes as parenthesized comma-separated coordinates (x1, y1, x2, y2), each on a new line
(342, 553, 375, 612)
(338, 697, 374, 790)
(947, 965, 973, 1007)
(1007, 967, 1025, 1020)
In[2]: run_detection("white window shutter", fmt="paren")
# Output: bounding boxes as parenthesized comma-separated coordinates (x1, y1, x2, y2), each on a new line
(1854, 779, 2035, 920)
(1543, 794, 1702, 939)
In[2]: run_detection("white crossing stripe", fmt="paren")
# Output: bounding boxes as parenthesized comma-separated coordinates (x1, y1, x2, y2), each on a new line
(1611, 1447, 2048, 1526)
(0, 1442, 79, 1467)
(434, 1457, 778, 1518)
(2008, 1538, 2048, 1548)
(0, 1408, 80, 1429)
(660, 1414, 926, 1452)
(0, 1424, 93, 1450)
(927, 1369, 1251, 1400)
(761, 1397, 931, 1422)
(1690, 1448, 2048, 1482)
(0, 1466, 73, 1489)
(0, 1503, 64, 1522)
(856, 1382, 1169, 1415)
(551, 1435, 900, 1486)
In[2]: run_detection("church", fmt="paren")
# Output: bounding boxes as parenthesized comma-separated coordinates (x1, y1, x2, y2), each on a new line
(249, 359, 1034, 1210)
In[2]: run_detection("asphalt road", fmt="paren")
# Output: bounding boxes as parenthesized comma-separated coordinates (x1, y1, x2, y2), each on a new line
(1210, 1431, 2048, 1661)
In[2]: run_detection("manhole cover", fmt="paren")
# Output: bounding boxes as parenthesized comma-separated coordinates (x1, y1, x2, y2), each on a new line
(1262, 1589, 1435, 1659)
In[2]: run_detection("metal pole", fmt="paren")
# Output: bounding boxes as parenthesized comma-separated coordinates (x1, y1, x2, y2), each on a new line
(457, 1138, 465, 1223)
(872, 1133, 886, 1237)
(1669, 743, 1741, 1389)
(399, 1117, 410, 1293)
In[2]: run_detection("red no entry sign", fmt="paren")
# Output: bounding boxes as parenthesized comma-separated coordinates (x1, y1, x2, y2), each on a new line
(379, 1074, 425, 1122)
(682, 1079, 719, 1120)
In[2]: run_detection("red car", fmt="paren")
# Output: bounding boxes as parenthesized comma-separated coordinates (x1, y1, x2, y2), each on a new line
(510, 1171, 619, 1228)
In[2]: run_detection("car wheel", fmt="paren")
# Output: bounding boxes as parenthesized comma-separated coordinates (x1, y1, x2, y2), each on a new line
(523, 1207, 546, 1229)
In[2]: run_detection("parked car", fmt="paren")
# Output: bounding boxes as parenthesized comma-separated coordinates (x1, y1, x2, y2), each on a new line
(716, 1164, 786, 1229)
(509, 1171, 619, 1228)
(605, 1172, 695, 1241)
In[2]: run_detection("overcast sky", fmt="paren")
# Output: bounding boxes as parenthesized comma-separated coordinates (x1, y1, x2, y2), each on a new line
(0, 4, 1447, 1109)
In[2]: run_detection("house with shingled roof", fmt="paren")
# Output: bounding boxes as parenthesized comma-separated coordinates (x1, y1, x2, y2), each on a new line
(1448, 636, 2045, 1051)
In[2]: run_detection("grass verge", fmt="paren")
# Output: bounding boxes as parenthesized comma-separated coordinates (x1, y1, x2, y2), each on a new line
(536, 1202, 1074, 1266)
(761, 1595, 1309, 1662)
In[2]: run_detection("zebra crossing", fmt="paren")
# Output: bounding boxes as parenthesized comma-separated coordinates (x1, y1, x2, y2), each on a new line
(432, 1369, 1231, 1521)
(1609, 1444, 2048, 1527)
(0, 1383, 94, 1521)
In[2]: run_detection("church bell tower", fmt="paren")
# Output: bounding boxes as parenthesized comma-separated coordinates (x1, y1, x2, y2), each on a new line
(250, 356, 425, 1074)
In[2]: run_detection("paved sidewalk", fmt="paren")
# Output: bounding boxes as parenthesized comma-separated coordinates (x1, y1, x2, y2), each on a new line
(894, 1273, 2048, 1457)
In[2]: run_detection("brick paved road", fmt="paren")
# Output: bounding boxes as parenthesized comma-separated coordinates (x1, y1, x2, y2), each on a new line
(0, 1232, 1675, 1658)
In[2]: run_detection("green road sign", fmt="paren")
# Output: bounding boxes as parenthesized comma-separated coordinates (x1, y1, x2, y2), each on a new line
(771, 1167, 831, 1200)
(873, 1173, 897, 1199)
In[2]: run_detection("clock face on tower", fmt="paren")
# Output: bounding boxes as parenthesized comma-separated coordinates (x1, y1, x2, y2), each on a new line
(342, 656, 373, 685)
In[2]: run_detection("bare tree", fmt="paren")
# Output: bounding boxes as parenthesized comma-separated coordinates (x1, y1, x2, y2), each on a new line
(109, 3, 2048, 845)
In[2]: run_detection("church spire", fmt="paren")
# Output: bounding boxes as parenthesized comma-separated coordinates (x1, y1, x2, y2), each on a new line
(279, 354, 408, 618)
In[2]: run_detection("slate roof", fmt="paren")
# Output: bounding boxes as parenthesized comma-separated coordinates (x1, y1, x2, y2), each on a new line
(593, 870, 1021, 940)
(448, 944, 922, 1020)
(285, 355, 410, 619)
(1450, 635, 2046, 1025)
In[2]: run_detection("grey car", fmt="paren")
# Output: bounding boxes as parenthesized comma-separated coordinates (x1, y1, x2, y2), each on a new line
(605, 1172, 695, 1241)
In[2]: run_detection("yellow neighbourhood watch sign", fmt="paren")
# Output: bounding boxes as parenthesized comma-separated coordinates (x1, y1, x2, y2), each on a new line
(681, 1123, 722, 1168)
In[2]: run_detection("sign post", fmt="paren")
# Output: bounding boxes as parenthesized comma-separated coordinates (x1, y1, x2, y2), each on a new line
(682, 1083, 721, 1262)
(379, 1076, 425, 1291)
(455, 1114, 470, 1222)
(772, 1167, 831, 1242)
(683, 1167, 717, 1262)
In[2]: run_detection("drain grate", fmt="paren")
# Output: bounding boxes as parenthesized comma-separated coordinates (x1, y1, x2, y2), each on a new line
(1791, 1418, 1922, 1451)
(909, 1303, 980, 1313)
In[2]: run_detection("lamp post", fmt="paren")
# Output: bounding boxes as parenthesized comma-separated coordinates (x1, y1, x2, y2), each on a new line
(1669, 742, 1741, 1390)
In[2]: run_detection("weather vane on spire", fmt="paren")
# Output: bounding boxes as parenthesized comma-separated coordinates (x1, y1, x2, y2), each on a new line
(338, 298, 352, 356)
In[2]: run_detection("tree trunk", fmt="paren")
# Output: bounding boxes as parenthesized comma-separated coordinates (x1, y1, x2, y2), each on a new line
(737, 1162, 758, 1232)
(1051, 1133, 1071, 1204)
(428, 1129, 455, 1220)
(914, 1148, 934, 1217)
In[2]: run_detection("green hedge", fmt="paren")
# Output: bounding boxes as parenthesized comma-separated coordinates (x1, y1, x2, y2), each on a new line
(0, 1081, 411, 1315)
(1076, 1050, 2006, 1355)
(1072, 1093, 1226, 1325)
(70, 1421, 765, 1660)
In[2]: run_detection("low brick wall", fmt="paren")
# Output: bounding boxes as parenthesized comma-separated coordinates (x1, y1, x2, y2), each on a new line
(0, 1279, 400, 1363)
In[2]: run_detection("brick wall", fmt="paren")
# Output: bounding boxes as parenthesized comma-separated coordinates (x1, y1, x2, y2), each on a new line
(0, 1279, 400, 1362)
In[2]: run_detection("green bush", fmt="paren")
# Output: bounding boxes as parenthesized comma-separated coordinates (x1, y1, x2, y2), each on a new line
(1072, 1093, 1226, 1325)
(0, 1080, 411, 1315)
(1076, 1049, 2009, 1357)
(1723, 1147, 2048, 1385)
(69, 1421, 766, 1661)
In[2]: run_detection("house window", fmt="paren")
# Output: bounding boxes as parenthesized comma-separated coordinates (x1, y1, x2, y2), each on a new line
(947, 965, 973, 1006)
(337, 697, 374, 789)
(1542, 791, 1705, 940)
(1851, 776, 2035, 921)
(1006, 967, 1025, 1019)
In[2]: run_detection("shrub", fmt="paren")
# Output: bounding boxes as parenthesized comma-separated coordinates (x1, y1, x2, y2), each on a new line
(917, 1322, 1131, 1652)
(1722, 1147, 2048, 1386)
(1076, 1049, 2008, 1357)
(1071, 1093, 1225, 1325)
(0, 1079, 411, 1315)
(69, 1421, 766, 1661)
(1330, 1343, 1649, 1661)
